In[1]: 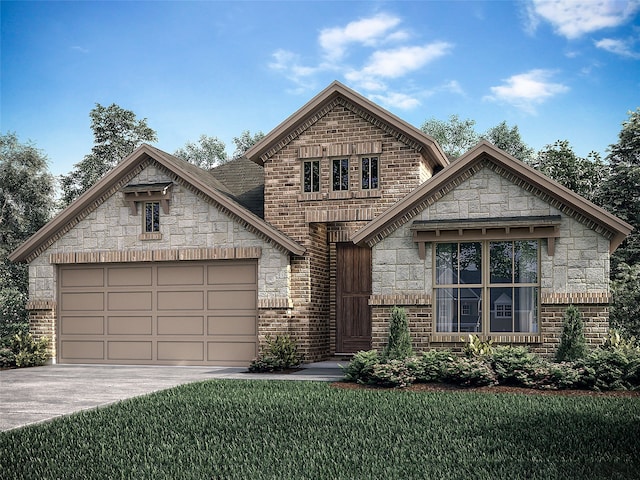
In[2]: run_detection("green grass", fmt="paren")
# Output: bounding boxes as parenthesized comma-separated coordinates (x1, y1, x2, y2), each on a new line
(2, 380, 639, 479)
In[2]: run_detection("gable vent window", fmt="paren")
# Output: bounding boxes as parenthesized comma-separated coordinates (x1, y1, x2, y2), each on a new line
(122, 182, 172, 240)
(332, 159, 349, 191)
(144, 202, 160, 233)
(361, 156, 379, 190)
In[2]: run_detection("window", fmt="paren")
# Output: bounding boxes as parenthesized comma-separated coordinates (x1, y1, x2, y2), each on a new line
(434, 240, 539, 335)
(303, 160, 320, 193)
(144, 202, 160, 233)
(361, 156, 379, 190)
(332, 159, 349, 191)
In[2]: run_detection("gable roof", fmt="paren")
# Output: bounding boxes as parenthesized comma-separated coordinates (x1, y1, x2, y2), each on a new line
(352, 140, 633, 252)
(245, 80, 449, 171)
(209, 156, 264, 218)
(9, 144, 304, 263)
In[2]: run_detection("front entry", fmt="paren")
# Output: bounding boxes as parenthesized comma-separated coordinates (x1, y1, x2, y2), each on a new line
(336, 243, 372, 353)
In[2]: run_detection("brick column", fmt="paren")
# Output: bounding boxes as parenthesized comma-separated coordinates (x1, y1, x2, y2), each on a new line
(26, 300, 57, 363)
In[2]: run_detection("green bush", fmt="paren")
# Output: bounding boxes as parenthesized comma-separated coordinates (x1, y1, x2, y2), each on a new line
(574, 348, 640, 391)
(464, 334, 495, 357)
(411, 350, 452, 383)
(382, 306, 413, 360)
(0, 346, 16, 368)
(442, 357, 497, 387)
(341, 350, 380, 384)
(368, 359, 415, 388)
(248, 334, 302, 372)
(11, 333, 49, 368)
(491, 345, 545, 387)
(609, 262, 640, 339)
(556, 305, 587, 362)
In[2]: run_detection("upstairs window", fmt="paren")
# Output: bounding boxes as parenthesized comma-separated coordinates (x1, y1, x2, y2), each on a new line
(303, 160, 320, 193)
(332, 159, 349, 191)
(361, 156, 379, 190)
(144, 202, 160, 233)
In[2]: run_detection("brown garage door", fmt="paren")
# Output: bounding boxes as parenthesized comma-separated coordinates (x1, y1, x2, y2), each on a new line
(58, 260, 258, 366)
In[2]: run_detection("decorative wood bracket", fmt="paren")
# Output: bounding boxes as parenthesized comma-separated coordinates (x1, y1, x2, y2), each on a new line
(411, 215, 562, 259)
(122, 182, 173, 215)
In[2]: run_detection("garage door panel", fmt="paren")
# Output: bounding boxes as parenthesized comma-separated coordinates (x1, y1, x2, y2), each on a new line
(207, 341, 256, 363)
(158, 342, 204, 361)
(61, 292, 104, 311)
(158, 316, 204, 335)
(108, 341, 152, 360)
(61, 268, 104, 288)
(208, 263, 256, 285)
(108, 316, 152, 335)
(208, 290, 256, 310)
(59, 261, 257, 366)
(60, 316, 104, 335)
(108, 267, 152, 287)
(108, 292, 152, 311)
(158, 265, 204, 286)
(158, 291, 204, 310)
(208, 315, 256, 335)
(61, 340, 104, 359)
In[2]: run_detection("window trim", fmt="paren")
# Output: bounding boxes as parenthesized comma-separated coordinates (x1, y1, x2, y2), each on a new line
(432, 239, 541, 340)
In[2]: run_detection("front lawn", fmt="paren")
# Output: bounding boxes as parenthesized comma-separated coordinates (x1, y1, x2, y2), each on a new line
(1, 380, 639, 479)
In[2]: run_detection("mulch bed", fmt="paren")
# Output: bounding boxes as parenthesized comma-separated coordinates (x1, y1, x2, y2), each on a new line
(331, 381, 640, 397)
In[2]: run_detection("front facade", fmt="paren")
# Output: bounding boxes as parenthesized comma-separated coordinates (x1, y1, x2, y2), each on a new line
(11, 82, 632, 365)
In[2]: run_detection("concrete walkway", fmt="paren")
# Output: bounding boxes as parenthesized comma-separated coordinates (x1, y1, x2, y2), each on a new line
(0, 362, 344, 432)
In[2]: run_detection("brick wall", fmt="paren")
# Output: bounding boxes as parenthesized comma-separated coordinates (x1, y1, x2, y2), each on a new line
(26, 300, 57, 362)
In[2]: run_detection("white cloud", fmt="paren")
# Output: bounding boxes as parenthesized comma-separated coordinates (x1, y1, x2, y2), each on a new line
(319, 13, 404, 60)
(71, 46, 89, 54)
(595, 37, 640, 57)
(485, 69, 569, 114)
(369, 91, 421, 110)
(527, 0, 640, 39)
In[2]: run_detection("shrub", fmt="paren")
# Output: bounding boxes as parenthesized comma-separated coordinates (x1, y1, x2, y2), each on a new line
(574, 348, 640, 391)
(248, 335, 302, 372)
(368, 360, 415, 388)
(442, 357, 497, 387)
(609, 262, 640, 339)
(602, 328, 639, 354)
(491, 345, 545, 387)
(342, 350, 380, 384)
(0, 346, 16, 368)
(382, 306, 413, 360)
(464, 334, 495, 357)
(11, 332, 49, 368)
(556, 305, 587, 362)
(411, 350, 453, 383)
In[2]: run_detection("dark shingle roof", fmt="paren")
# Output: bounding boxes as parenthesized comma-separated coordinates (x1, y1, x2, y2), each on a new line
(209, 157, 265, 218)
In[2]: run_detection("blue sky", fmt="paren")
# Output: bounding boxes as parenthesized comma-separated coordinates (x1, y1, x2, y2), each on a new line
(2, 0, 640, 176)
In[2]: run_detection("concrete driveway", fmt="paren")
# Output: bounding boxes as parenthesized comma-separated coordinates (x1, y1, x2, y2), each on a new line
(0, 362, 343, 432)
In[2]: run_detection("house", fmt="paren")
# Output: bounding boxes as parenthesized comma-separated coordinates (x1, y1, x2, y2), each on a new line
(9, 81, 633, 366)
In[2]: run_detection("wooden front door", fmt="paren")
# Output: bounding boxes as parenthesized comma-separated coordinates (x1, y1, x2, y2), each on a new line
(336, 243, 372, 353)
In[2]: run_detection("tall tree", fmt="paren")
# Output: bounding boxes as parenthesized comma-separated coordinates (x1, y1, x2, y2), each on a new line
(231, 130, 265, 159)
(532, 140, 609, 203)
(0, 133, 55, 326)
(60, 104, 157, 206)
(421, 114, 479, 160)
(598, 108, 640, 271)
(482, 121, 535, 163)
(173, 134, 227, 169)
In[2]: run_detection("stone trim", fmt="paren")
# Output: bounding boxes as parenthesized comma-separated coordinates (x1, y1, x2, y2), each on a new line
(541, 292, 611, 304)
(258, 297, 293, 309)
(369, 293, 431, 306)
(49, 247, 262, 264)
(431, 334, 542, 344)
(26, 299, 57, 310)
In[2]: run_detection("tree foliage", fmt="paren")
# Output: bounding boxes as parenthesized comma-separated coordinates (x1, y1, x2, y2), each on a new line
(421, 114, 479, 159)
(609, 263, 640, 339)
(0, 133, 55, 293)
(231, 130, 264, 159)
(60, 103, 157, 206)
(174, 134, 227, 169)
(533, 140, 609, 202)
(482, 121, 535, 163)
